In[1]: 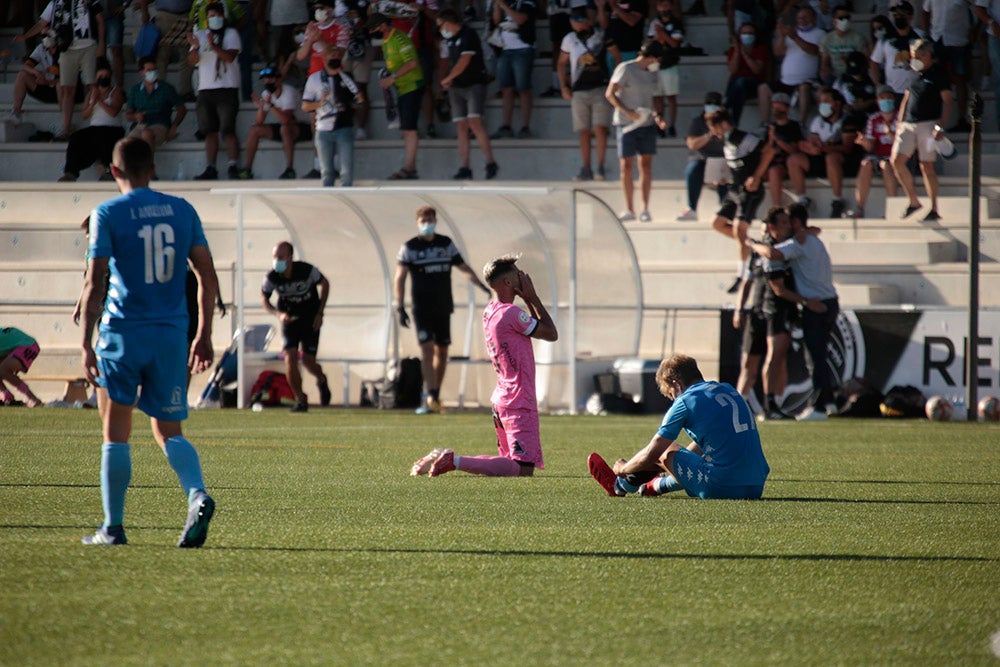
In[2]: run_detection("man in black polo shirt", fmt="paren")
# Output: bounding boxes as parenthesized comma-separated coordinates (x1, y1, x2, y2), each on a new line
(394, 206, 491, 414)
(891, 38, 953, 222)
(261, 241, 331, 412)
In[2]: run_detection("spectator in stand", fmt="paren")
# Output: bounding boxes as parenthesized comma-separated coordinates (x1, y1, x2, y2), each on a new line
(370, 12, 426, 179)
(762, 5, 823, 125)
(724, 21, 770, 127)
(789, 87, 860, 218)
(6, 35, 70, 125)
(853, 85, 900, 218)
(268, 0, 310, 63)
(820, 6, 869, 84)
(187, 2, 242, 180)
(974, 0, 1000, 131)
(542, 0, 590, 98)
(101, 0, 126, 87)
(302, 45, 362, 186)
(647, 0, 683, 137)
(189, 0, 253, 102)
(765, 92, 805, 208)
(558, 7, 612, 181)
(14, 0, 105, 139)
(137, 0, 195, 102)
(726, 0, 776, 45)
(490, 0, 538, 139)
(891, 39, 952, 221)
(678, 91, 729, 221)
(378, 0, 440, 137)
(598, 0, 647, 72)
(870, 1, 924, 97)
(125, 57, 188, 160)
(870, 13, 893, 52)
(922, 0, 971, 132)
(437, 8, 500, 180)
(59, 58, 125, 182)
(238, 64, 313, 179)
(834, 50, 878, 131)
(342, 0, 374, 139)
(606, 41, 669, 222)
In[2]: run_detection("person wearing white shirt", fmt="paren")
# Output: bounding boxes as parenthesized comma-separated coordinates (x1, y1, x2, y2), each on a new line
(237, 65, 313, 179)
(869, 1, 925, 95)
(187, 2, 242, 179)
(765, 6, 824, 123)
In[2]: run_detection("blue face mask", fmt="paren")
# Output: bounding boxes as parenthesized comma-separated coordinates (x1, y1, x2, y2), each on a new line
(819, 102, 834, 118)
(208, 15, 225, 30)
(739, 33, 755, 46)
(273, 259, 288, 273)
(419, 223, 436, 237)
(723, 130, 731, 142)
(704, 104, 720, 114)
(878, 98, 896, 113)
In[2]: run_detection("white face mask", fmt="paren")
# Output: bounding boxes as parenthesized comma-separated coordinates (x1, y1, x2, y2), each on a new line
(315, 8, 332, 22)
(835, 18, 850, 31)
(647, 61, 661, 72)
(144, 69, 158, 83)
(910, 57, 926, 72)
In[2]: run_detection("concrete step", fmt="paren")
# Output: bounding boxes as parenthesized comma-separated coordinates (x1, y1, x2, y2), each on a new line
(826, 239, 962, 265)
(834, 282, 900, 305)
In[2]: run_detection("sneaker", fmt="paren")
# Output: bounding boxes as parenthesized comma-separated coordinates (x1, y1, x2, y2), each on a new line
(922, 209, 940, 222)
(796, 406, 829, 422)
(594, 166, 606, 181)
(758, 408, 790, 422)
(572, 166, 593, 182)
(303, 168, 322, 179)
(279, 167, 296, 179)
(639, 479, 661, 497)
(725, 276, 742, 294)
(318, 379, 331, 406)
(490, 125, 514, 139)
(540, 87, 561, 98)
(414, 404, 432, 415)
(427, 397, 445, 414)
(639, 210, 652, 222)
(177, 491, 215, 548)
(676, 208, 698, 221)
(851, 207, 865, 219)
(194, 165, 218, 180)
(389, 168, 419, 180)
(618, 210, 636, 222)
(428, 448, 456, 476)
(58, 173, 78, 182)
(799, 196, 813, 211)
(830, 199, 845, 218)
(82, 524, 127, 546)
(227, 165, 240, 179)
(485, 162, 499, 180)
(824, 402, 840, 417)
(426, 124, 437, 138)
(517, 126, 532, 139)
(452, 166, 473, 180)
(587, 452, 623, 497)
(6, 110, 23, 125)
(901, 203, 921, 218)
(290, 400, 308, 413)
(236, 167, 253, 179)
(410, 447, 444, 476)
(355, 127, 368, 140)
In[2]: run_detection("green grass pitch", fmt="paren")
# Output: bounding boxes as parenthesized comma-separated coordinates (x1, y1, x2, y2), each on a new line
(1, 408, 999, 665)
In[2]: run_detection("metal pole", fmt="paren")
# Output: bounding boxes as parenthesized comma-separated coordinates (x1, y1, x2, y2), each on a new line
(966, 93, 983, 420)
(569, 189, 578, 415)
(236, 194, 246, 409)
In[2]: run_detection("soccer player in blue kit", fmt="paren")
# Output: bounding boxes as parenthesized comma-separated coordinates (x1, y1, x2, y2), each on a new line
(80, 136, 220, 547)
(588, 354, 770, 499)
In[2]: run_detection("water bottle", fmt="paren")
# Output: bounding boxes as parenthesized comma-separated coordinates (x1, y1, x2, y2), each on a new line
(176, 160, 186, 181)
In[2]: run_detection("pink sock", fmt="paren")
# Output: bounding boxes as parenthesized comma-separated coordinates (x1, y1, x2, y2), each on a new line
(456, 455, 522, 477)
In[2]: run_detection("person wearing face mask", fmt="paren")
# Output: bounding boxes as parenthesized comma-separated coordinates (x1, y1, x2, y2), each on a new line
(853, 85, 900, 218)
(187, 2, 243, 180)
(558, 7, 612, 181)
(302, 46, 362, 185)
(438, 8, 499, 180)
(724, 22, 770, 126)
(766, 92, 806, 208)
(891, 38, 953, 221)
(238, 65, 314, 179)
(869, 14, 894, 49)
(268, 0, 309, 62)
(187, 0, 250, 100)
(678, 91, 730, 221)
(819, 8, 869, 84)
(833, 50, 878, 129)
(645, 0, 683, 137)
(869, 1, 925, 96)
(60, 58, 126, 182)
(765, 6, 824, 124)
(124, 57, 187, 160)
(790, 87, 859, 218)
(130, 0, 195, 100)
(261, 241, 331, 413)
(394, 206, 491, 415)
(605, 40, 669, 222)
(371, 12, 425, 179)
(298, 0, 351, 77)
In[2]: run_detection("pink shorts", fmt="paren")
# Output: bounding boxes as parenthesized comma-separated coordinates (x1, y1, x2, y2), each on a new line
(8, 343, 40, 372)
(492, 404, 544, 469)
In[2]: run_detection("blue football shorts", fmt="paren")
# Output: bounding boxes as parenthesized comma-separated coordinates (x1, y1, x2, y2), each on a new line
(96, 323, 189, 421)
(671, 448, 764, 500)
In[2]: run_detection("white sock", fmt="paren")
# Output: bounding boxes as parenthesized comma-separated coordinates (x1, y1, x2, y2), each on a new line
(737, 258, 749, 279)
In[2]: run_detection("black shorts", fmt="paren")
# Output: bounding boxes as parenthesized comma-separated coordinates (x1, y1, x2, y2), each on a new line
(549, 13, 572, 51)
(282, 315, 320, 355)
(266, 122, 313, 142)
(765, 303, 796, 337)
(196, 87, 239, 135)
(413, 307, 451, 346)
(27, 84, 59, 104)
(397, 86, 424, 132)
(742, 312, 767, 356)
(718, 186, 765, 223)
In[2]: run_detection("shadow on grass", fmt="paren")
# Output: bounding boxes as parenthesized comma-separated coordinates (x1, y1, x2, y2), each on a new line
(774, 478, 1000, 486)
(762, 497, 1000, 506)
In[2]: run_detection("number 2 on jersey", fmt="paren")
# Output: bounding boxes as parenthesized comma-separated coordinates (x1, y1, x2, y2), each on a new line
(708, 383, 755, 434)
(137, 223, 176, 284)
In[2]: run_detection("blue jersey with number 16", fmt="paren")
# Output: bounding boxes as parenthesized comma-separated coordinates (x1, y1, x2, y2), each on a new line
(89, 187, 208, 329)
(657, 381, 770, 487)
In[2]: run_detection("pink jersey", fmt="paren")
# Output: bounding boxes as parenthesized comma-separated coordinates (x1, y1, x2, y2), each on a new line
(483, 300, 539, 412)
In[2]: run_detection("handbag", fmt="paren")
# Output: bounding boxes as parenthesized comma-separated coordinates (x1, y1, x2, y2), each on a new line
(134, 21, 162, 60)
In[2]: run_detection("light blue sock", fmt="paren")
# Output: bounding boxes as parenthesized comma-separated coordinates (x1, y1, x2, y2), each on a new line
(101, 442, 131, 527)
(164, 436, 205, 501)
(615, 478, 640, 495)
(655, 475, 683, 494)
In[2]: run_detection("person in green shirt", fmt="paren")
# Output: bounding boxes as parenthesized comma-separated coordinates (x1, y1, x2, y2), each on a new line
(371, 12, 425, 179)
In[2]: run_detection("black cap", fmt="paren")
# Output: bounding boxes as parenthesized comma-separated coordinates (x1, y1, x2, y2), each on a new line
(704, 91, 723, 105)
(639, 40, 666, 59)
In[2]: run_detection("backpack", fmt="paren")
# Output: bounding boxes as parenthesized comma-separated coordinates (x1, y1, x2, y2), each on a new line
(249, 371, 297, 406)
(134, 21, 161, 60)
(880, 385, 926, 418)
(376, 357, 423, 409)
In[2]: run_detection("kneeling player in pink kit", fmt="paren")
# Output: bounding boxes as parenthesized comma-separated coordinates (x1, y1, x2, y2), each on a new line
(410, 254, 559, 477)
